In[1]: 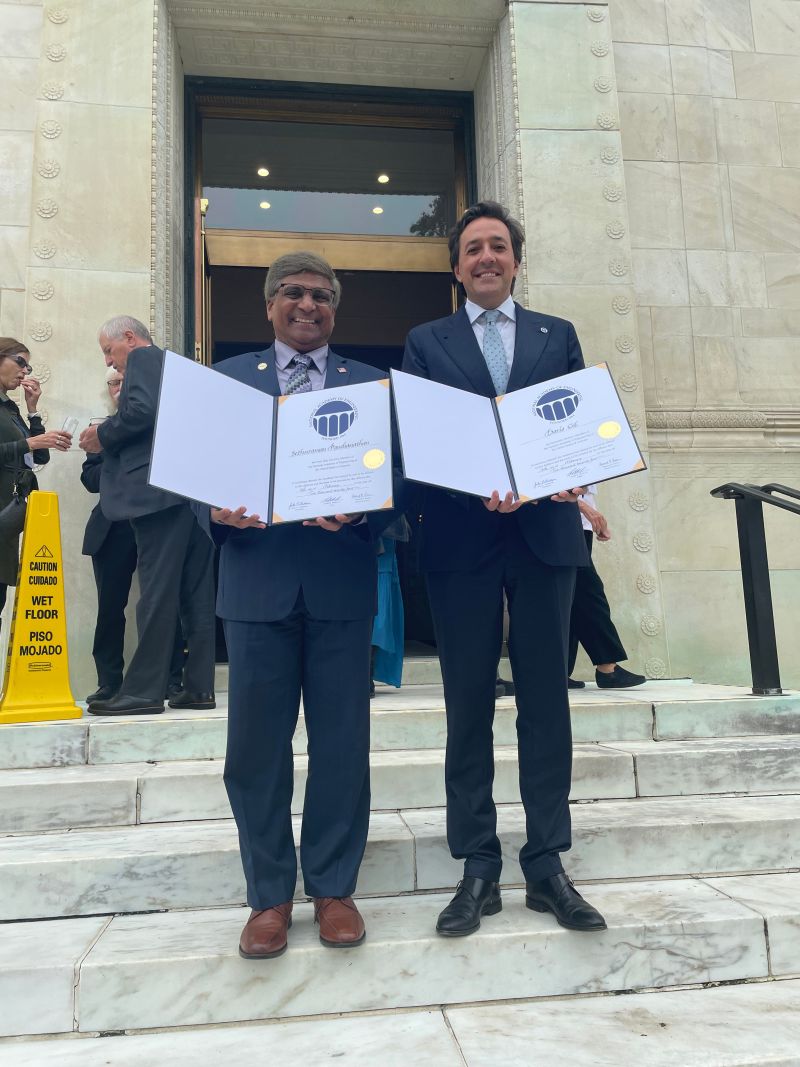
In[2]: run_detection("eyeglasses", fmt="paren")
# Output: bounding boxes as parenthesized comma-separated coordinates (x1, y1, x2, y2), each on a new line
(11, 355, 32, 374)
(276, 283, 335, 306)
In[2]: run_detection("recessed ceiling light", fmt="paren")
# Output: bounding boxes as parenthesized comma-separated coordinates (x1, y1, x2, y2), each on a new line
(257, 167, 270, 177)
(259, 201, 271, 209)
(372, 206, 384, 215)
(377, 174, 390, 184)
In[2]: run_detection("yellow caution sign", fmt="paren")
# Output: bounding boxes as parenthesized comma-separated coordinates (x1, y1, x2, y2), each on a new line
(0, 491, 81, 723)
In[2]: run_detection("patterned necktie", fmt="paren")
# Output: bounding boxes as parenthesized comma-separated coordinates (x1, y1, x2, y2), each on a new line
(479, 309, 508, 394)
(284, 353, 313, 395)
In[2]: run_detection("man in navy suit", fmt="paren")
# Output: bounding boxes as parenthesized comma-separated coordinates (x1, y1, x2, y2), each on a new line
(209, 252, 392, 959)
(403, 201, 606, 936)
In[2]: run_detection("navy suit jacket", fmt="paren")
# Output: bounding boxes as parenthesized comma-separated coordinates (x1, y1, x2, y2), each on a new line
(211, 345, 395, 623)
(97, 345, 181, 522)
(403, 303, 589, 571)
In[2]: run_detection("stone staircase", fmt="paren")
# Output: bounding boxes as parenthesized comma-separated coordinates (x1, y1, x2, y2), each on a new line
(2, 672, 800, 1063)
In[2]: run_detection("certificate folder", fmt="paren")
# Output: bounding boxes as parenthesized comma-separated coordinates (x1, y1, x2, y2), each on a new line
(390, 364, 645, 502)
(149, 351, 393, 524)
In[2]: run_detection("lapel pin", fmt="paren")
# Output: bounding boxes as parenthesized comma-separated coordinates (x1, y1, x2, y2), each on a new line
(337, 366, 347, 373)
(257, 362, 268, 370)
(540, 327, 548, 334)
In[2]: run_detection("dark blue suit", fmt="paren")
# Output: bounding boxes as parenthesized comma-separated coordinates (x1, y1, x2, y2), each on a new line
(213, 345, 390, 908)
(403, 303, 589, 883)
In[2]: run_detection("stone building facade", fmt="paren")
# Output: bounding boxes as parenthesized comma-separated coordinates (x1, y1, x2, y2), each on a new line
(0, 0, 797, 695)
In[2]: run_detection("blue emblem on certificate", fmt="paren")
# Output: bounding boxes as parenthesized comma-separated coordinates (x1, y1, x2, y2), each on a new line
(311, 398, 356, 439)
(534, 387, 581, 422)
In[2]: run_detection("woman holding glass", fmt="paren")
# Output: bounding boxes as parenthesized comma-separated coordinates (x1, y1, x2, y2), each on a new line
(0, 338, 71, 626)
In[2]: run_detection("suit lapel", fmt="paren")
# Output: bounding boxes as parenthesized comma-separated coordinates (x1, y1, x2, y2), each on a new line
(324, 348, 350, 388)
(248, 345, 280, 396)
(432, 308, 496, 397)
(506, 304, 551, 393)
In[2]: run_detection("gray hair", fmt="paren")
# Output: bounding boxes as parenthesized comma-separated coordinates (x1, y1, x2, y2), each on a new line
(264, 252, 341, 309)
(105, 366, 123, 383)
(98, 315, 153, 344)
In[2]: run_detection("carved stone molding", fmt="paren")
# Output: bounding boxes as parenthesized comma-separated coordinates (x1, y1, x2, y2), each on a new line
(596, 113, 617, 130)
(29, 322, 53, 342)
(42, 81, 65, 100)
(591, 41, 610, 57)
(641, 614, 662, 637)
(636, 574, 657, 595)
(37, 159, 61, 179)
(33, 242, 56, 259)
(629, 490, 650, 512)
(594, 77, 613, 94)
(30, 362, 51, 384)
(587, 6, 607, 22)
(646, 409, 769, 430)
(48, 8, 69, 23)
(602, 181, 622, 202)
(619, 373, 639, 392)
(40, 120, 62, 139)
(612, 295, 632, 315)
(31, 281, 54, 301)
(46, 44, 67, 62)
(36, 198, 59, 219)
(606, 221, 625, 239)
(628, 413, 642, 431)
(601, 147, 620, 165)
(633, 531, 653, 553)
(645, 657, 667, 679)
(615, 334, 635, 353)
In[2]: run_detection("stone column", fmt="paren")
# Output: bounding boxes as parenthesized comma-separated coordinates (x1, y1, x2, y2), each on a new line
(476, 1, 670, 678)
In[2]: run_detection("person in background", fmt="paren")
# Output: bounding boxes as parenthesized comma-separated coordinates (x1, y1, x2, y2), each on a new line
(0, 338, 70, 628)
(568, 486, 645, 690)
(370, 515, 409, 696)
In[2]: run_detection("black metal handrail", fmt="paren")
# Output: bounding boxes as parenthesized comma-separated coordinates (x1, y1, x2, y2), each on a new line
(710, 482, 800, 695)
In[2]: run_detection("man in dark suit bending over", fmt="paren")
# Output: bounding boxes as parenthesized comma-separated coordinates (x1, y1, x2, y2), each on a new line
(207, 252, 394, 958)
(403, 201, 606, 936)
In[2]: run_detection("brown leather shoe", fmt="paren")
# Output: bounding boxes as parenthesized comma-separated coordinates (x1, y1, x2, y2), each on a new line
(313, 896, 366, 948)
(238, 903, 293, 959)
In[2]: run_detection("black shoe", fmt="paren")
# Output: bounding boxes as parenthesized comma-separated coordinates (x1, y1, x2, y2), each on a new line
(436, 877, 502, 937)
(87, 695, 165, 716)
(369, 679, 376, 698)
(525, 873, 607, 931)
(165, 681, 183, 701)
(595, 666, 646, 689)
(167, 690, 216, 710)
(85, 684, 118, 704)
(567, 678, 585, 690)
(495, 677, 515, 699)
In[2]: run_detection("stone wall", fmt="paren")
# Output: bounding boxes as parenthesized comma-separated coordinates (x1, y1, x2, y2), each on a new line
(608, 0, 800, 686)
(0, 0, 156, 697)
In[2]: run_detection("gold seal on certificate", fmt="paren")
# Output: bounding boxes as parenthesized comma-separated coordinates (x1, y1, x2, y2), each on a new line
(598, 420, 622, 439)
(363, 448, 386, 469)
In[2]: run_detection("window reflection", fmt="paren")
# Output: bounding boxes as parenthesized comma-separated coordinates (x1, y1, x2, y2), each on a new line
(202, 118, 456, 237)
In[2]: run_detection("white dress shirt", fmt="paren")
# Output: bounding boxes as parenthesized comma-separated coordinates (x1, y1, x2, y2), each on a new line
(274, 340, 328, 394)
(464, 295, 517, 375)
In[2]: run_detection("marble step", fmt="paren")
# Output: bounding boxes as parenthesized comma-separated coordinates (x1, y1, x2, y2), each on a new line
(6, 977, 800, 1067)
(0, 687, 654, 769)
(3, 795, 800, 921)
(3, 684, 800, 771)
(0, 744, 638, 834)
(7, 734, 800, 835)
(214, 654, 475, 690)
(5, 874, 791, 1037)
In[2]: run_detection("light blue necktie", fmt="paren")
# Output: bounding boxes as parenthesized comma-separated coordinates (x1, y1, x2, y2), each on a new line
(284, 353, 313, 395)
(479, 309, 508, 394)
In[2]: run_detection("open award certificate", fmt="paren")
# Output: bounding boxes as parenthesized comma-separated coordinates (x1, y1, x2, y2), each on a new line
(149, 351, 393, 524)
(391, 364, 645, 501)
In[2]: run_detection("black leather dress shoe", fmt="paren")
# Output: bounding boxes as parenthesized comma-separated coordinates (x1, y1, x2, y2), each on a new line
(436, 877, 502, 937)
(85, 684, 118, 704)
(495, 677, 515, 699)
(595, 666, 646, 689)
(525, 873, 607, 931)
(567, 678, 585, 690)
(167, 690, 216, 710)
(87, 695, 165, 716)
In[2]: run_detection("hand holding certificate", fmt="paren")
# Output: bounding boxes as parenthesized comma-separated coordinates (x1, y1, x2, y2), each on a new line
(391, 363, 645, 503)
(149, 352, 393, 524)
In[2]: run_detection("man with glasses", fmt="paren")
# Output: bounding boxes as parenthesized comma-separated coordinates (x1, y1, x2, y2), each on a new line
(205, 252, 395, 959)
